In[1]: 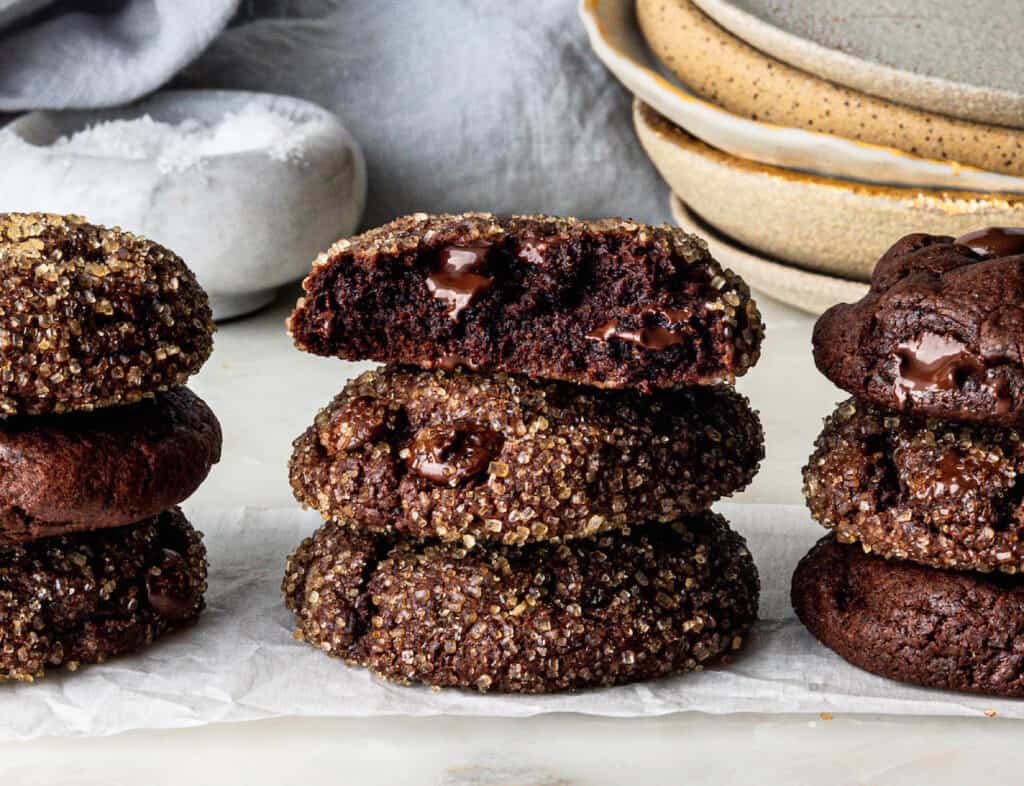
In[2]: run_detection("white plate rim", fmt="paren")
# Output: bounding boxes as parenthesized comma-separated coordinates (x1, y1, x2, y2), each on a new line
(669, 194, 869, 316)
(578, 0, 1024, 195)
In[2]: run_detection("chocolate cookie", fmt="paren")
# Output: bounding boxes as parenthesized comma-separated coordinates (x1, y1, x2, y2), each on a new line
(793, 534, 1024, 698)
(0, 387, 221, 544)
(804, 398, 1024, 573)
(813, 228, 1024, 427)
(289, 213, 763, 391)
(283, 512, 758, 693)
(0, 213, 214, 416)
(289, 366, 763, 545)
(0, 508, 206, 681)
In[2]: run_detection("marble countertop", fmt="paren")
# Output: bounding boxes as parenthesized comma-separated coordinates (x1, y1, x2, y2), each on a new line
(1, 288, 1019, 782)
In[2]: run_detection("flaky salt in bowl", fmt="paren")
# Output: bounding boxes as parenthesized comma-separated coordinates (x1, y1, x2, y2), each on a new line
(0, 90, 366, 319)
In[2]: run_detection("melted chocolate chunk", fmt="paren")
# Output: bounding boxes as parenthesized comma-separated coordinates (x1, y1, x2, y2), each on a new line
(407, 420, 503, 486)
(586, 306, 691, 351)
(427, 245, 493, 320)
(145, 548, 198, 621)
(434, 354, 482, 371)
(936, 449, 980, 495)
(893, 332, 1013, 415)
(587, 321, 684, 351)
(955, 227, 1024, 259)
(329, 395, 389, 450)
(894, 333, 984, 400)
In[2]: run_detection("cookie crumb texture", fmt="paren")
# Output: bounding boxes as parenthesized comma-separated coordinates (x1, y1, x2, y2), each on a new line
(814, 231, 1024, 427)
(283, 513, 759, 693)
(0, 508, 207, 682)
(0, 213, 214, 415)
(793, 536, 1024, 698)
(0, 387, 222, 543)
(289, 213, 762, 391)
(804, 398, 1024, 573)
(290, 366, 763, 545)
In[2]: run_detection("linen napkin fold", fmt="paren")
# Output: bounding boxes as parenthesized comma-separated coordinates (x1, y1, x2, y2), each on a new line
(0, 0, 239, 111)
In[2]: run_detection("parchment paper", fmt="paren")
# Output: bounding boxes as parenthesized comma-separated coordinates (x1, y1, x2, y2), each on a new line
(3, 503, 1018, 741)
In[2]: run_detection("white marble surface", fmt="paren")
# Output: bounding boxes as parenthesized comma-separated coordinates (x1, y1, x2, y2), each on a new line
(2, 289, 1020, 780)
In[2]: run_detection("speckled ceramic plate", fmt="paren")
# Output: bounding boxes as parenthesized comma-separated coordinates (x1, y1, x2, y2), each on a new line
(691, 0, 1024, 129)
(578, 0, 1024, 193)
(636, 100, 1024, 281)
(637, 0, 1024, 177)
(670, 195, 867, 317)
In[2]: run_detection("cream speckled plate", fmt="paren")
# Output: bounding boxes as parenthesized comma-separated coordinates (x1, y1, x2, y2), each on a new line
(636, 100, 1024, 281)
(578, 0, 1024, 194)
(670, 195, 867, 317)
(637, 0, 1024, 177)
(691, 0, 1024, 129)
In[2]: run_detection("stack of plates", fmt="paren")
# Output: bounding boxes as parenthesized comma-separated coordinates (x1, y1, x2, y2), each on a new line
(579, 0, 1024, 314)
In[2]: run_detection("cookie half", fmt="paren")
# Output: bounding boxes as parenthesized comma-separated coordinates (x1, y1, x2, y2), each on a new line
(289, 212, 762, 391)
(283, 512, 758, 693)
(0, 213, 214, 416)
(290, 366, 763, 545)
(814, 229, 1024, 427)
(0, 387, 221, 543)
(804, 398, 1024, 573)
(793, 535, 1024, 698)
(0, 508, 207, 681)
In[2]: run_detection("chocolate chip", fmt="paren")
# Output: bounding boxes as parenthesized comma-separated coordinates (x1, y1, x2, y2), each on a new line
(146, 548, 197, 621)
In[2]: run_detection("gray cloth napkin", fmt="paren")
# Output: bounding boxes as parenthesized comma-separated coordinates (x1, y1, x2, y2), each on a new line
(0, 0, 239, 111)
(180, 0, 669, 226)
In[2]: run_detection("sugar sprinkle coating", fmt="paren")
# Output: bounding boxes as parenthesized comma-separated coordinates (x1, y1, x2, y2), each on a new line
(0, 213, 214, 416)
(0, 508, 206, 682)
(289, 366, 763, 545)
(793, 535, 1024, 698)
(283, 512, 759, 693)
(814, 231, 1024, 427)
(804, 398, 1024, 573)
(0, 387, 221, 543)
(289, 212, 763, 392)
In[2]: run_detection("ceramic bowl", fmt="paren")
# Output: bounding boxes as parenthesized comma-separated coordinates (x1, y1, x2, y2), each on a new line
(578, 0, 1024, 194)
(0, 89, 366, 320)
(636, 100, 1024, 281)
(671, 196, 867, 316)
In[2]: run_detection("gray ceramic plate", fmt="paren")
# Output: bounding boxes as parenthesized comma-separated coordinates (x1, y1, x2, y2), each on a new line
(579, 0, 1024, 193)
(691, 0, 1024, 128)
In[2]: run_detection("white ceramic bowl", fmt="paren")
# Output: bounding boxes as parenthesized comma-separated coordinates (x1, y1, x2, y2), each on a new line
(0, 89, 366, 320)
(579, 0, 1024, 194)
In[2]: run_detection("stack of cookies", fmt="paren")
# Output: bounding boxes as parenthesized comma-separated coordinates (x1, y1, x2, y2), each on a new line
(284, 212, 765, 693)
(0, 213, 220, 681)
(794, 227, 1024, 697)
